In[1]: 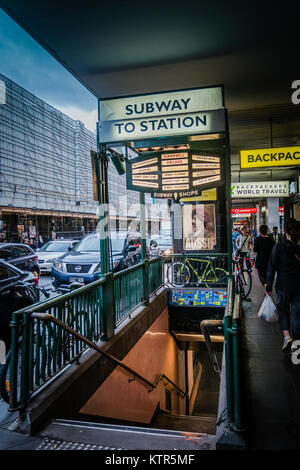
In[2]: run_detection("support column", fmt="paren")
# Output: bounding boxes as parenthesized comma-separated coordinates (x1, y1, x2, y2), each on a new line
(140, 192, 147, 261)
(95, 116, 114, 339)
(267, 198, 280, 232)
(173, 202, 183, 253)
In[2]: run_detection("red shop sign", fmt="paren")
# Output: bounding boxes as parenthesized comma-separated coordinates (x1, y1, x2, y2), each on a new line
(232, 208, 257, 214)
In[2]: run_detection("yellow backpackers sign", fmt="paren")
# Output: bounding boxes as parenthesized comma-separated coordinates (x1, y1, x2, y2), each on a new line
(240, 146, 300, 169)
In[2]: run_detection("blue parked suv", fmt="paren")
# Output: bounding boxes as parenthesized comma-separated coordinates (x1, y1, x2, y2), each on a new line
(51, 231, 142, 290)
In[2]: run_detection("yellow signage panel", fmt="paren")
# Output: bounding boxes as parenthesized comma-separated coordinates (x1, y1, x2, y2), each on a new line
(240, 146, 300, 169)
(181, 187, 217, 202)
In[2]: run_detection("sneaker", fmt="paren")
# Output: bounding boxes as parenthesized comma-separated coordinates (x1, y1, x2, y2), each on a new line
(282, 337, 293, 351)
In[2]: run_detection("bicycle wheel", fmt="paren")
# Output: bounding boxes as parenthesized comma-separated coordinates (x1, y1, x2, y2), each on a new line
(240, 269, 252, 299)
(167, 262, 190, 287)
(204, 268, 228, 288)
(236, 273, 245, 298)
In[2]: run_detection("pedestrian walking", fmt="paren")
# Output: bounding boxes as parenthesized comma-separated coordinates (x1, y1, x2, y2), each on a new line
(253, 224, 274, 286)
(235, 226, 252, 270)
(266, 218, 300, 350)
(270, 226, 282, 244)
(232, 228, 240, 255)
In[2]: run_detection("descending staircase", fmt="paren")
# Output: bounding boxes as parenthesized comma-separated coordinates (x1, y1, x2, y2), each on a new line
(151, 410, 216, 434)
(35, 418, 216, 450)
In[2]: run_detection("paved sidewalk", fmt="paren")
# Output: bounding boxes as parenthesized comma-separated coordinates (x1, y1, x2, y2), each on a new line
(242, 269, 300, 449)
(0, 398, 44, 450)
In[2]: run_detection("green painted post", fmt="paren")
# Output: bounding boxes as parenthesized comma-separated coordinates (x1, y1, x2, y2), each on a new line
(20, 313, 31, 410)
(140, 191, 149, 303)
(9, 312, 23, 409)
(225, 110, 233, 276)
(140, 192, 147, 262)
(232, 317, 243, 431)
(143, 259, 150, 303)
(224, 314, 234, 424)
(96, 114, 115, 339)
(102, 272, 115, 337)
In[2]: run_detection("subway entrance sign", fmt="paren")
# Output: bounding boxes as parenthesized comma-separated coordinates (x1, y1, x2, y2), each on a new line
(97, 84, 232, 259)
(98, 86, 225, 143)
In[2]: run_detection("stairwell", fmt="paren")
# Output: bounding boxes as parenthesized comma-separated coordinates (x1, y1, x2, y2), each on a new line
(33, 347, 221, 450)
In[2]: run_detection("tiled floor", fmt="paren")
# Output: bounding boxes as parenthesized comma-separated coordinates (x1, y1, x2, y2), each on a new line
(242, 268, 300, 449)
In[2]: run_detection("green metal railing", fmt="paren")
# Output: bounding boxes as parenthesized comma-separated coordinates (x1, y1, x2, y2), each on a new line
(5, 257, 164, 411)
(4, 254, 244, 430)
(223, 277, 244, 432)
(113, 263, 144, 327)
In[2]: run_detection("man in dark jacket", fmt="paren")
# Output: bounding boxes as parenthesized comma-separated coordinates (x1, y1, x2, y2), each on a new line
(253, 224, 274, 286)
(266, 218, 300, 351)
(270, 226, 282, 244)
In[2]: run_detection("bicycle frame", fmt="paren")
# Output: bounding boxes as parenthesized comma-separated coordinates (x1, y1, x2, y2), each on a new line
(180, 257, 217, 283)
(233, 256, 253, 298)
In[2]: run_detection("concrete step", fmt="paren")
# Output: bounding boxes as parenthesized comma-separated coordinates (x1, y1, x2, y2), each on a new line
(151, 411, 216, 435)
(37, 418, 216, 450)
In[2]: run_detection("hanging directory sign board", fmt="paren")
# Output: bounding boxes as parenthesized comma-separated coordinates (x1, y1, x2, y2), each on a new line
(99, 86, 225, 143)
(126, 151, 222, 200)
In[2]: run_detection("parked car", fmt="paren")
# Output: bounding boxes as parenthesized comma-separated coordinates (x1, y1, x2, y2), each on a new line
(37, 239, 78, 274)
(51, 231, 142, 290)
(0, 243, 40, 279)
(0, 260, 39, 353)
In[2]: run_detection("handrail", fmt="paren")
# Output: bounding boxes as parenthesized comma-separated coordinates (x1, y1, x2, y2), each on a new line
(200, 319, 223, 377)
(225, 276, 233, 318)
(112, 260, 144, 279)
(233, 293, 241, 320)
(148, 255, 164, 264)
(112, 256, 163, 278)
(31, 312, 156, 391)
(224, 291, 244, 432)
(170, 253, 229, 257)
(13, 276, 106, 316)
(31, 312, 184, 400)
(153, 373, 186, 398)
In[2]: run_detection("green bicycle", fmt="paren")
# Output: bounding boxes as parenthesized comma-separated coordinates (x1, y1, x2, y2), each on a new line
(167, 256, 228, 288)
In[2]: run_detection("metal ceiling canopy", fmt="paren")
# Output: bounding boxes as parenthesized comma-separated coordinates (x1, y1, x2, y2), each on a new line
(0, 0, 299, 111)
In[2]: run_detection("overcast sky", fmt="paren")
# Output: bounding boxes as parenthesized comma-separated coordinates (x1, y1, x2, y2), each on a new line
(0, 9, 98, 132)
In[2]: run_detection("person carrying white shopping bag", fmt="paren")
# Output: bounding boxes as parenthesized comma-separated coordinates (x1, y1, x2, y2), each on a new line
(265, 218, 300, 352)
(258, 294, 278, 323)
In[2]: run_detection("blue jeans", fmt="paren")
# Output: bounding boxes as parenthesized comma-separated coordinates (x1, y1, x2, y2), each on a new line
(276, 290, 300, 339)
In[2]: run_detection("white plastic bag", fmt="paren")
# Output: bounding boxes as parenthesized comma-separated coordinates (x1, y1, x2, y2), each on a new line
(258, 295, 279, 323)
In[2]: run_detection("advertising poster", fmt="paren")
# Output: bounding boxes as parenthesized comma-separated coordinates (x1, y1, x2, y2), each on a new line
(29, 226, 36, 238)
(183, 204, 216, 251)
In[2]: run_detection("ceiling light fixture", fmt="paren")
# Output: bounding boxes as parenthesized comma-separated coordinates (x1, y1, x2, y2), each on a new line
(188, 133, 224, 141)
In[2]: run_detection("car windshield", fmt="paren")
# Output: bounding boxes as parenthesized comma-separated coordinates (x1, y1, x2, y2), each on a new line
(111, 238, 125, 253)
(39, 241, 71, 252)
(75, 235, 100, 252)
(74, 233, 128, 253)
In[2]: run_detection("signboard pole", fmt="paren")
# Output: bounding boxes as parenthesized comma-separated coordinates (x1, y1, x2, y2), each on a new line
(225, 111, 233, 275)
(140, 191, 149, 302)
(96, 116, 114, 340)
(140, 192, 147, 261)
